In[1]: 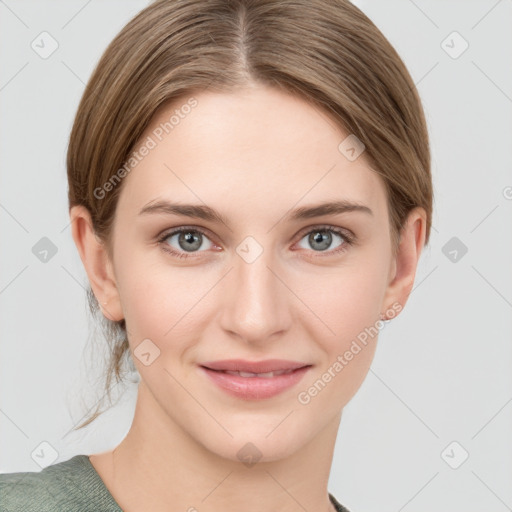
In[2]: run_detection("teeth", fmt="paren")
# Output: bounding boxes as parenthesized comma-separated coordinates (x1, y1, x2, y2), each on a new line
(223, 369, 295, 378)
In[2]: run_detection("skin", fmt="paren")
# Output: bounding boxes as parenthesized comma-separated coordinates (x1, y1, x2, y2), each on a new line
(71, 83, 426, 512)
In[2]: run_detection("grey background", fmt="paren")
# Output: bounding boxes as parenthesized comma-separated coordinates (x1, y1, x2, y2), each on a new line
(1, 1, 511, 511)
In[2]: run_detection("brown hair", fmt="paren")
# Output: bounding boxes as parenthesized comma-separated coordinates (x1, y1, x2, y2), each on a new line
(67, 0, 433, 429)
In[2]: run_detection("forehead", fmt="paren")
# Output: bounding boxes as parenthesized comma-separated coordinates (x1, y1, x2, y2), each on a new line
(117, 85, 387, 219)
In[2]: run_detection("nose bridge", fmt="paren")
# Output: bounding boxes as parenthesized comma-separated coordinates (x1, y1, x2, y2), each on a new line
(220, 239, 290, 342)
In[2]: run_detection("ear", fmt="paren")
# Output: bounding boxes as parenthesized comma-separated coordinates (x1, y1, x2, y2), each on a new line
(69, 205, 124, 322)
(381, 207, 427, 319)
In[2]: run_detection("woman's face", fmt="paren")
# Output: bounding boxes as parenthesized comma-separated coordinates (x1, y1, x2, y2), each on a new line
(92, 84, 419, 461)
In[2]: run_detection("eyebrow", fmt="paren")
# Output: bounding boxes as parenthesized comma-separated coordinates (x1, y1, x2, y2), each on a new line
(138, 199, 373, 225)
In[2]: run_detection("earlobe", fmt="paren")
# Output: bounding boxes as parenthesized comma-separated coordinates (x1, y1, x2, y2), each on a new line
(69, 205, 124, 322)
(381, 207, 427, 319)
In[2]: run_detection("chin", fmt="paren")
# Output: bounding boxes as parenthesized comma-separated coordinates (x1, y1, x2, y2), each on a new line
(196, 421, 313, 465)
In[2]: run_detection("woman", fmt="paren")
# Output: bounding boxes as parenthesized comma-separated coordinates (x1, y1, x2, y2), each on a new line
(0, 0, 432, 510)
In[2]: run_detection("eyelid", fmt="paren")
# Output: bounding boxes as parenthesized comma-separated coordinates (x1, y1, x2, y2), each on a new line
(156, 225, 219, 251)
(294, 223, 355, 244)
(157, 224, 216, 240)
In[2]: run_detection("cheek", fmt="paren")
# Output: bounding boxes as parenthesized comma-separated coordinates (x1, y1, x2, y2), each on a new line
(116, 251, 215, 349)
(295, 253, 389, 402)
(305, 258, 389, 343)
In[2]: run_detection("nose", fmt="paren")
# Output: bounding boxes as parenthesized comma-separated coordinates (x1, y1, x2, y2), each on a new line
(219, 243, 292, 345)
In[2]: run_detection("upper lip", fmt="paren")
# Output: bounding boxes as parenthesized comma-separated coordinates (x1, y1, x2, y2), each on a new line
(200, 359, 311, 373)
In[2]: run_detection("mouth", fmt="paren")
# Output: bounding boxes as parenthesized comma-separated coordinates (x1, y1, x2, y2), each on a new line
(200, 358, 311, 374)
(198, 360, 313, 400)
(203, 368, 301, 378)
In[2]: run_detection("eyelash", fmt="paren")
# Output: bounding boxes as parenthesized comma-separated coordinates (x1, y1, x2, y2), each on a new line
(156, 225, 355, 260)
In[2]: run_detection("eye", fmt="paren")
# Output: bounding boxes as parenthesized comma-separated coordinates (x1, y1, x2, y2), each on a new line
(295, 226, 354, 256)
(157, 227, 215, 259)
(157, 224, 355, 260)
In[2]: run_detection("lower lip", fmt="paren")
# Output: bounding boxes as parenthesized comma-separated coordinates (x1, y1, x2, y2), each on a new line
(199, 366, 311, 400)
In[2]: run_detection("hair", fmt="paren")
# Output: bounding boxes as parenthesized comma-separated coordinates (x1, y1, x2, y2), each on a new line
(67, 0, 433, 429)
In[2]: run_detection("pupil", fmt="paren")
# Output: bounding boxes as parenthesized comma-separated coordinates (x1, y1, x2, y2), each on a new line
(310, 230, 331, 251)
(180, 231, 201, 251)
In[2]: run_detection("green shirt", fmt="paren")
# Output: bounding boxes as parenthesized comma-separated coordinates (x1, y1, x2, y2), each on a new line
(0, 455, 351, 511)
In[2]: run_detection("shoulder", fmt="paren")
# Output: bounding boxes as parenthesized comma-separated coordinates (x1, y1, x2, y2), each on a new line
(0, 455, 122, 512)
(329, 492, 352, 512)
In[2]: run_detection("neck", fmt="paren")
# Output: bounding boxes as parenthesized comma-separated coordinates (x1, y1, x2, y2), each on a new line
(93, 380, 341, 512)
